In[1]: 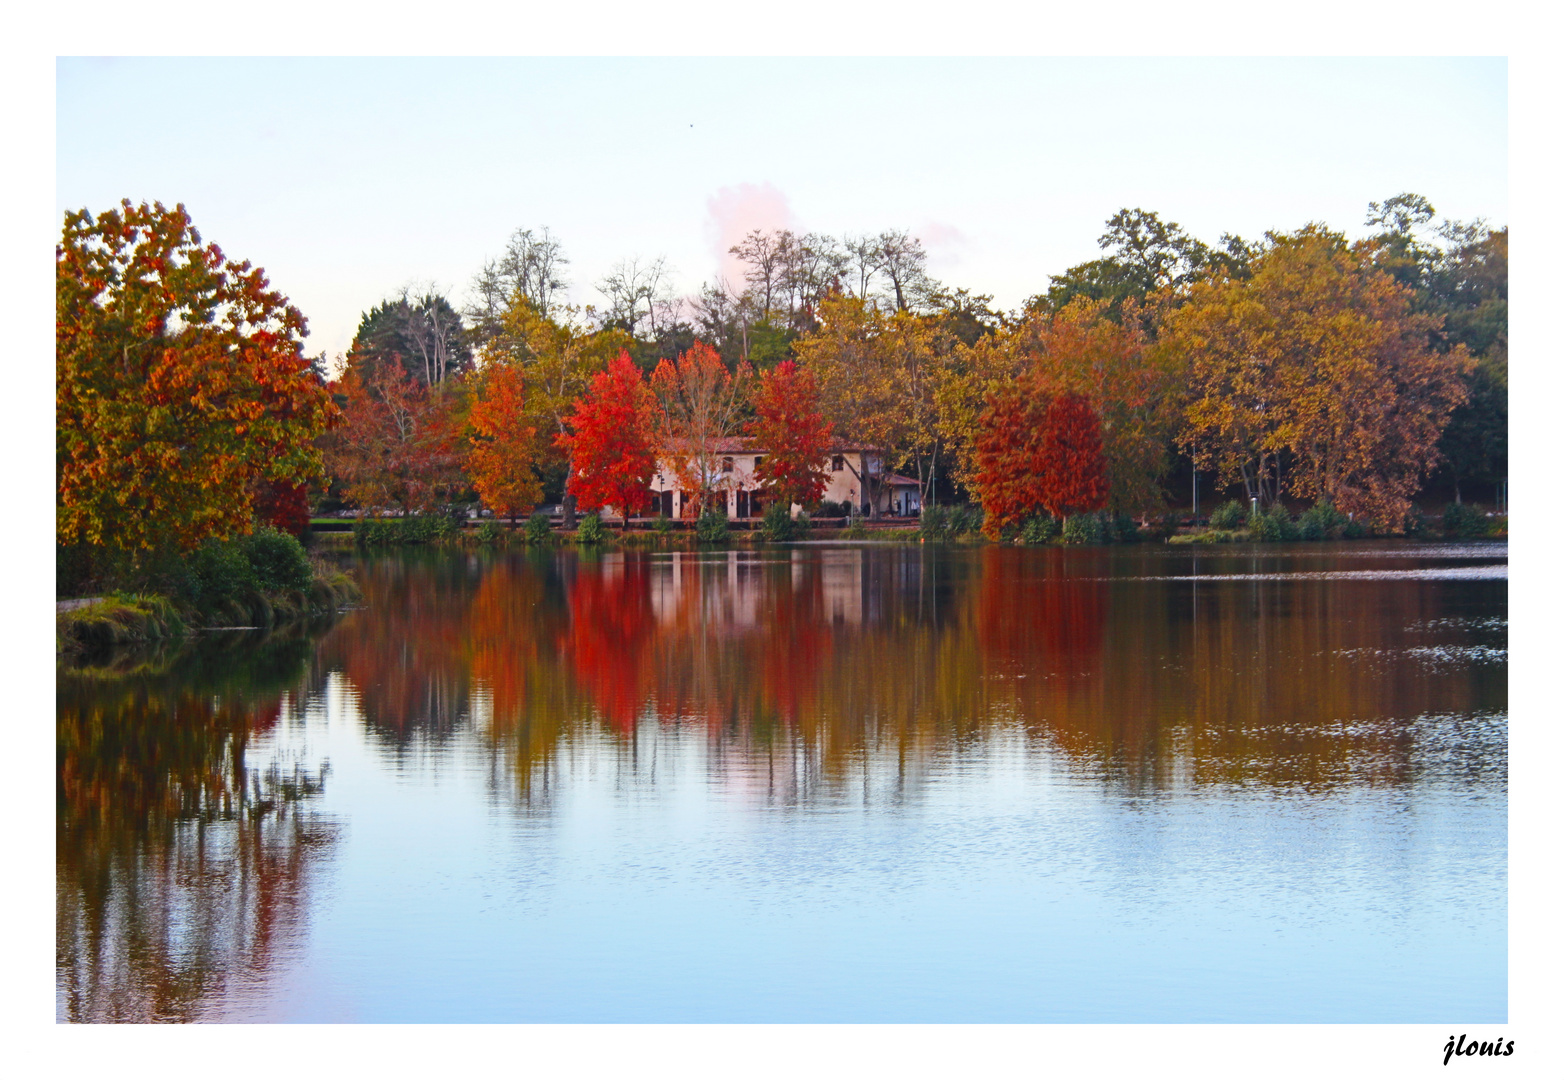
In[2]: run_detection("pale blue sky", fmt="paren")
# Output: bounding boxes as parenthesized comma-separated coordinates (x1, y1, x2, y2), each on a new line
(57, 56, 1507, 361)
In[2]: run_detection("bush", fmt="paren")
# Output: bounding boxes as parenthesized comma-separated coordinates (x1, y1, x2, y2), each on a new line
(652, 513, 673, 535)
(1401, 508, 1432, 538)
(1209, 500, 1247, 530)
(948, 505, 984, 536)
(696, 508, 730, 544)
(1443, 502, 1487, 539)
(1109, 513, 1140, 544)
(1062, 512, 1105, 545)
(818, 500, 843, 518)
(1342, 518, 1369, 540)
(576, 512, 608, 545)
(1250, 502, 1297, 542)
(842, 507, 868, 540)
(352, 514, 459, 546)
(1297, 501, 1348, 541)
(476, 520, 506, 545)
(1020, 514, 1060, 544)
(241, 526, 312, 593)
(525, 511, 553, 545)
(759, 502, 797, 542)
(919, 504, 951, 539)
(189, 538, 258, 611)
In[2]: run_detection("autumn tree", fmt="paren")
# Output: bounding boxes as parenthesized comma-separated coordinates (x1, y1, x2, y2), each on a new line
(57, 201, 339, 554)
(557, 351, 656, 527)
(1163, 225, 1471, 528)
(324, 362, 467, 514)
(1013, 297, 1187, 515)
(478, 299, 631, 526)
(649, 341, 753, 516)
(467, 361, 542, 523)
(793, 293, 947, 516)
(972, 389, 1107, 538)
(749, 360, 832, 510)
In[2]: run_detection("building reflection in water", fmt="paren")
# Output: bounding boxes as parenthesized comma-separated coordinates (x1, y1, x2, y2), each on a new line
(320, 545, 1504, 806)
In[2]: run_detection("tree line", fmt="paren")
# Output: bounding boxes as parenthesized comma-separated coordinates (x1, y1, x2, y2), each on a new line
(320, 192, 1505, 533)
(55, 192, 1506, 589)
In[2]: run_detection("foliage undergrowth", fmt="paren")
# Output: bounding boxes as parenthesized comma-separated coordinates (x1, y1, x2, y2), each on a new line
(353, 514, 460, 546)
(525, 511, 554, 545)
(695, 508, 730, 544)
(575, 513, 609, 545)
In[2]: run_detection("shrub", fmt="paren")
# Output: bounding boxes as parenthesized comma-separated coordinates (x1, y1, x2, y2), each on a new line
(760, 502, 797, 542)
(1020, 514, 1061, 544)
(1062, 512, 1105, 545)
(1209, 500, 1246, 530)
(695, 508, 730, 544)
(189, 538, 258, 611)
(948, 505, 984, 535)
(1250, 502, 1297, 542)
(476, 521, 506, 545)
(525, 511, 553, 545)
(1443, 502, 1487, 539)
(352, 514, 459, 546)
(1342, 517, 1369, 540)
(1109, 513, 1140, 544)
(1297, 501, 1347, 541)
(242, 526, 312, 593)
(576, 512, 608, 545)
(919, 504, 951, 539)
(819, 500, 844, 518)
(1400, 508, 1432, 538)
(652, 513, 674, 535)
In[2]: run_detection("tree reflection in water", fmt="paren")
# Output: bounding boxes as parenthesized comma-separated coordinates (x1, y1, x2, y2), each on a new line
(57, 630, 337, 1022)
(322, 545, 1504, 805)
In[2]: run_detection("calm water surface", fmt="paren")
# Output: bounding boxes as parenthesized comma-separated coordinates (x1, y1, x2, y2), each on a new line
(57, 541, 1507, 1022)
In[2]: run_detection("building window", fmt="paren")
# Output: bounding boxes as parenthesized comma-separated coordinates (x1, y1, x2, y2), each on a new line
(753, 456, 764, 471)
(832, 455, 844, 472)
(721, 456, 734, 473)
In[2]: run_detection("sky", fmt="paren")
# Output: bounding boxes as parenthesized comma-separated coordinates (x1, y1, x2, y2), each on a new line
(56, 56, 1507, 363)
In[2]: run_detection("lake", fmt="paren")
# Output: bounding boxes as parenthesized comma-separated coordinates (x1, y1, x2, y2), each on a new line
(56, 540, 1508, 1023)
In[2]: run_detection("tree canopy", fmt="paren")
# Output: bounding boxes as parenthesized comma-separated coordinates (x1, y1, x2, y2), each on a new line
(57, 201, 338, 552)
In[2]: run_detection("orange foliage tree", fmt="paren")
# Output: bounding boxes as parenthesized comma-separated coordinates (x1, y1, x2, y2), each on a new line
(749, 359, 833, 510)
(467, 362, 541, 523)
(57, 201, 338, 552)
(649, 340, 752, 515)
(972, 388, 1107, 537)
(557, 351, 655, 526)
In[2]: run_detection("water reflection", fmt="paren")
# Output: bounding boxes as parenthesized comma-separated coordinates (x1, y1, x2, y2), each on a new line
(57, 630, 337, 1022)
(318, 544, 1505, 803)
(58, 542, 1506, 1023)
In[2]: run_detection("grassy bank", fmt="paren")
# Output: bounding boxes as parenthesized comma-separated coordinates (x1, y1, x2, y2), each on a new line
(58, 534, 359, 658)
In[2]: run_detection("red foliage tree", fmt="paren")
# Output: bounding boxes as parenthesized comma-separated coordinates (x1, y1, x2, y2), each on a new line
(324, 362, 466, 514)
(749, 359, 833, 510)
(973, 388, 1107, 538)
(557, 351, 655, 527)
(252, 479, 311, 537)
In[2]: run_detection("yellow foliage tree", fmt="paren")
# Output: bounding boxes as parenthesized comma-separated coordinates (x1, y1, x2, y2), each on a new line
(1163, 226, 1471, 528)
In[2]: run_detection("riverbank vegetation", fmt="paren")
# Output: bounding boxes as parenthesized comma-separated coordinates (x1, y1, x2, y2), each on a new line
(57, 201, 358, 649)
